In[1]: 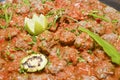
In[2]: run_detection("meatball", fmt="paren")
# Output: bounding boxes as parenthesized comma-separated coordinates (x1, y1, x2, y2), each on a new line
(56, 65, 76, 80)
(59, 30, 76, 45)
(12, 33, 32, 50)
(38, 31, 58, 54)
(46, 56, 67, 74)
(94, 61, 114, 79)
(102, 33, 118, 44)
(38, 31, 54, 42)
(81, 75, 98, 80)
(0, 27, 19, 39)
(28, 73, 55, 80)
(16, 5, 30, 14)
(9, 73, 28, 80)
(74, 32, 93, 50)
(61, 46, 79, 65)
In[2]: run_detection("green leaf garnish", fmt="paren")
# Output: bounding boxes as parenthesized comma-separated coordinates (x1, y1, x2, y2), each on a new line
(78, 27, 120, 65)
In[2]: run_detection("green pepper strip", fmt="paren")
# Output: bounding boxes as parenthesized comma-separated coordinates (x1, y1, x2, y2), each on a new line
(78, 27, 120, 65)
(88, 13, 109, 22)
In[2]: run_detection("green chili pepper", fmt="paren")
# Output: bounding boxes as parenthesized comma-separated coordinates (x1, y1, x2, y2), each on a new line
(78, 27, 120, 65)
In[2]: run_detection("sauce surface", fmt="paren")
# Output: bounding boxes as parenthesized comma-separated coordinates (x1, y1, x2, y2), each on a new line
(0, 0, 120, 80)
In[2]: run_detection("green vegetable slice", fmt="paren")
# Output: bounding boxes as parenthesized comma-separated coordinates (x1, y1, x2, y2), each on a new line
(20, 54, 48, 72)
(78, 27, 120, 65)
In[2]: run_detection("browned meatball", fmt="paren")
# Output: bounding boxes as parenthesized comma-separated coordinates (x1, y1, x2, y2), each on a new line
(38, 31, 59, 54)
(28, 73, 55, 80)
(12, 33, 32, 50)
(94, 61, 115, 79)
(59, 30, 76, 45)
(56, 65, 76, 80)
(61, 46, 79, 65)
(45, 56, 67, 74)
(0, 27, 19, 39)
(74, 32, 94, 50)
(8, 73, 28, 80)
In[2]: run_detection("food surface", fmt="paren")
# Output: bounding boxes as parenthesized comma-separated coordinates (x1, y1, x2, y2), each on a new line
(0, 0, 120, 80)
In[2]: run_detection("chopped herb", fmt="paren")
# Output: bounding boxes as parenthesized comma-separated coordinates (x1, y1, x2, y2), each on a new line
(28, 41, 35, 45)
(88, 13, 109, 22)
(0, 14, 5, 19)
(67, 61, 73, 65)
(65, 28, 76, 33)
(19, 68, 25, 73)
(46, 10, 54, 17)
(56, 48, 61, 59)
(47, 61, 51, 66)
(14, 47, 24, 51)
(53, 15, 59, 27)
(9, 54, 15, 60)
(39, 37, 46, 41)
(8, 33, 12, 40)
(112, 19, 118, 23)
(78, 27, 120, 65)
(65, 28, 70, 31)
(117, 36, 120, 42)
(56, 8, 65, 16)
(78, 56, 85, 62)
(46, 8, 64, 17)
(32, 36, 37, 42)
(75, 31, 80, 36)
(31, 51, 37, 54)
(0, 3, 13, 28)
(47, 15, 59, 29)
(47, 22, 53, 29)
(66, 16, 79, 22)
(70, 29, 76, 33)
(81, 10, 85, 14)
(23, 0, 30, 5)
(0, 24, 6, 29)
(41, 0, 55, 4)
(41, 0, 47, 4)
(6, 51, 10, 55)
(87, 50, 93, 54)
(46, 8, 65, 28)
(91, 10, 99, 14)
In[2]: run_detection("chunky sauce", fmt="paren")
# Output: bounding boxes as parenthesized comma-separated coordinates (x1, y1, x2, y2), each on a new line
(0, 0, 120, 80)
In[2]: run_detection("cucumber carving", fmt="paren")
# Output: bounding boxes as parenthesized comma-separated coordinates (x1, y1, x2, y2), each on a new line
(20, 54, 48, 72)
